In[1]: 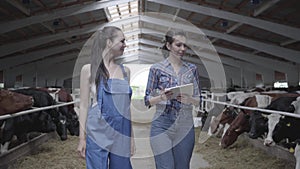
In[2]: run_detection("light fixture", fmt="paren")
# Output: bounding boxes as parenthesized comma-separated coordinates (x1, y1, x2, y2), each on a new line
(221, 20, 228, 27)
(251, 0, 260, 5)
(22, 0, 30, 4)
(53, 19, 60, 26)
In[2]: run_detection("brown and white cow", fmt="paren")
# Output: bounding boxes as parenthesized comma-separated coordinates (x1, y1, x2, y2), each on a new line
(221, 92, 300, 148)
(221, 95, 273, 148)
(208, 92, 258, 139)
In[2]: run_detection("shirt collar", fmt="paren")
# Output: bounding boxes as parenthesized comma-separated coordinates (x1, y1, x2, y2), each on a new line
(163, 58, 189, 68)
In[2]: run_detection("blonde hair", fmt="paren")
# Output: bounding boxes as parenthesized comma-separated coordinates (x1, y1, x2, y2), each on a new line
(90, 26, 122, 99)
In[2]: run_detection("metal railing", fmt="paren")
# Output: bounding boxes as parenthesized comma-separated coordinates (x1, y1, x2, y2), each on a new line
(201, 96, 300, 119)
(0, 100, 80, 120)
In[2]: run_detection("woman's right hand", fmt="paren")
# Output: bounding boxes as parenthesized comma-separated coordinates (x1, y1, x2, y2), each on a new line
(77, 138, 86, 158)
(160, 89, 173, 101)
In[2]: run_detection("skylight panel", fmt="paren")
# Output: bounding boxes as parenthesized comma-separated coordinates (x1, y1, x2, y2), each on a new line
(106, 0, 138, 21)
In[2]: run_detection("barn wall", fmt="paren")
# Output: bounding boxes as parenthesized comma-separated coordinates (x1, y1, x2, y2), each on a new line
(3, 59, 76, 88)
(224, 65, 241, 88)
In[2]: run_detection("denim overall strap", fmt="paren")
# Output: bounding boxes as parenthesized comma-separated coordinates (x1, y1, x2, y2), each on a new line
(120, 64, 128, 82)
(96, 80, 104, 118)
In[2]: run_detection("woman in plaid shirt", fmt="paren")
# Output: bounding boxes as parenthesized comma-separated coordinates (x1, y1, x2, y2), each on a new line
(144, 29, 201, 169)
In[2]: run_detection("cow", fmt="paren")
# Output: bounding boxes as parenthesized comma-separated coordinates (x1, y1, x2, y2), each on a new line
(221, 93, 300, 148)
(208, 107, 238, 138)
(220, 107, 251, 148)
(0, 111, 56, 153)
(295, 141, 300, 169)
(13, 88, 68, 141)
(226, 91, 245, 101)
(208, 92, 258, 139)
(291, 97, 300, 113)
(38, 87, 79, 136)
(280, 139, 300, 169)
(54, 89, 79, 136)
(0, 89, 33, 116)
(228, 92, 259, 105)
(272, 115, 300, 145)
(220, 95, 273, 148)
(262, 96, 298, 146)
(248, 110, 268, 139)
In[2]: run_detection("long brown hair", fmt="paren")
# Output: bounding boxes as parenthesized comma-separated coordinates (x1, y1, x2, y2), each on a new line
(90, 26, 122, 99)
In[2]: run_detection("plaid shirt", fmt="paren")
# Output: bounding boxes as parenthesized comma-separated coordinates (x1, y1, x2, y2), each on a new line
(144, 58, 201, 112)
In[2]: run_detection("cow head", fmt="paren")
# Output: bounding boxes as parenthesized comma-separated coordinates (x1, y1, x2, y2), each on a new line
(66, 110, 79, 136)
(220, 110, 250, 148)
(38, 111, 57, 133)
(248, 111, 268, 139)
(209, 107, 237, 135)
(264, 114, 281, 146)
(50, 110, 68, 141)
(55, 113, 67, 141)
(0, 89, 33, 115)
(219, 107, 238, 125)
(221, 127, 239, 149)
(272, 117, 300, 144)
(56, 89, 79, 136)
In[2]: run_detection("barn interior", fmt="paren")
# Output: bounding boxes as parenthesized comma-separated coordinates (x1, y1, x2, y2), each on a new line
(0, 0, 299, 94)
(0, 1, 300, 168)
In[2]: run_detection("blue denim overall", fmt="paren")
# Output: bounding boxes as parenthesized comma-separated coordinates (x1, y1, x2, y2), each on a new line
(86, 65, 132, 169)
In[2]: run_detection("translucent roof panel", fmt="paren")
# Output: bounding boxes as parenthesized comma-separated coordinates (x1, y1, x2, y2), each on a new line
(107, 0, 138, 21)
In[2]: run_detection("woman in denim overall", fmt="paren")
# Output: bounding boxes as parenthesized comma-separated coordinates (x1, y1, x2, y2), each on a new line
(144, 29, 201, 169)
(77, 26, 133, 169)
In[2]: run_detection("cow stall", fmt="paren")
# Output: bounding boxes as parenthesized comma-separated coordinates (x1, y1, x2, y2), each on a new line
(0, 88, 80, 168)
(199, 90, 300, 169)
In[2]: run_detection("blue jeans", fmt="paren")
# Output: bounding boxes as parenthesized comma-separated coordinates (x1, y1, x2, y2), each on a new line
(150, 112, 195, 169)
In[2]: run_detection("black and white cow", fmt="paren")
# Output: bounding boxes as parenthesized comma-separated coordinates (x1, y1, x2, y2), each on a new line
(262, 96, 299, 146)
(0, 111, 56, 153)
(295, 141, 300, 169)
(290, 97, 300, 113)
(248, 110, 268, 139)
(39, 87, 79, 136)
(13, 88, 68, 141)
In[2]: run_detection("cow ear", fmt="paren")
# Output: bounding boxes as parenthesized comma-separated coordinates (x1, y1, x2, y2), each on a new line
(261, 113, 268, 118)
(235, 128, 240, 132)
(289, 147, 295, 153)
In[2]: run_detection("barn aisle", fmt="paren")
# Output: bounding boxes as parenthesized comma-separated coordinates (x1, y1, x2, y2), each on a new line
(130, 100, 211, 169)
(130, 122, 211, 169)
